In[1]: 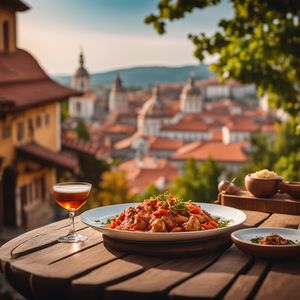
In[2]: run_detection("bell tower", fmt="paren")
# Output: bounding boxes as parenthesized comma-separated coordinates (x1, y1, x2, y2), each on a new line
(0, 0, 29, 52)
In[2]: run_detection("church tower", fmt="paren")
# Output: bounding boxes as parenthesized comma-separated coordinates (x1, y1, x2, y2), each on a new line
(180, 74, 203, 113)
(71, 50, 90, 92)
(108, 73, 128, 112)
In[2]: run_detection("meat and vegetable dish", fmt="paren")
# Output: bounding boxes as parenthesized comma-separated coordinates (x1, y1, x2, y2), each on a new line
(106, 193, 230, 232)
(250, 233, 298, 245)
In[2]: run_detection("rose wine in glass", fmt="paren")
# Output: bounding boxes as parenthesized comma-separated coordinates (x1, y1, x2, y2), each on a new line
(53, 182, 91, 243)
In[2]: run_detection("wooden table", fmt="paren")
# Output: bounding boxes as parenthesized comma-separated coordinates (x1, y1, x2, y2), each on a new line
(0, 210, 300, 300)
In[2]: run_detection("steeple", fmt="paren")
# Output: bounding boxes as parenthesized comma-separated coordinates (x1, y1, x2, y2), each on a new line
(108, 72, 128, 112)
(79, 48, 84, 68)
(72, 48, 90, 92)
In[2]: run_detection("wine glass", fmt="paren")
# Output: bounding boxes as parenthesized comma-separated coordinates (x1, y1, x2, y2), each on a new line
(53, 182, 91, 243)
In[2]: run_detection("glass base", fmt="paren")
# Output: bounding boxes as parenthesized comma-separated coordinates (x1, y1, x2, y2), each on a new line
(58, 233, 87, 243)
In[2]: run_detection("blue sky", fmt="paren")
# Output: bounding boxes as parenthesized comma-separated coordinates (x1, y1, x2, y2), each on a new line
(19, 0, 232, 74)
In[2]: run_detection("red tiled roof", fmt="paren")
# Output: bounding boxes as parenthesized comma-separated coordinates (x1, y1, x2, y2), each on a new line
(148, 136, 184, 151)
(82, 91, 97, 100)
(210, 129, 223, 141)
(161, 119, 209, 132)
(101, 123, 136, 134)
(0, 49, 80, 111)
(261, 124, 276, 133)
(172, 142, 248, 163)
(226, 120, 259, 132)
(119, 157, 178, 194)
(61, 135, 110, 159)
(16, 143, 79, 174)
(196, 77, 241, 88)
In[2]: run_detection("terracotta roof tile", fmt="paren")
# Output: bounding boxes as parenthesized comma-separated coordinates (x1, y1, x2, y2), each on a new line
(16, 142, 79, 174)
(119, 157, 178, 194)
(0, 49, 80, 111)
(148, 136, 184, 151)
(61, 135, 110, 159)
(172, 142, 248, 163)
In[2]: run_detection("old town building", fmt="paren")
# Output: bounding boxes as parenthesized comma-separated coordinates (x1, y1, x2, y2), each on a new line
(0, 0, 79, 230)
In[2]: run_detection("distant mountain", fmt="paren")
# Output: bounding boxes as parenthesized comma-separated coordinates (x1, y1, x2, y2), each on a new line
(53, 65, 214, 89)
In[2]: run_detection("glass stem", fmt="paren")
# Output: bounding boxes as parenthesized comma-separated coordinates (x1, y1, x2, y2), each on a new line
(68, 211, 75, 236)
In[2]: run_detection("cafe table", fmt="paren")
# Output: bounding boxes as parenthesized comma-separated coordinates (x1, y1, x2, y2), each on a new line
(0, 209, 299, 300)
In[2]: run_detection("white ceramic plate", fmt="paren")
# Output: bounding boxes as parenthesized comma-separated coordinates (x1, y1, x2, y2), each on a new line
(80, 202, 246, 242)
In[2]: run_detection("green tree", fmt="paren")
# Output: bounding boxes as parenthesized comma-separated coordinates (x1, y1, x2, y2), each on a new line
(234, 120, 300, 183)
(98, 170, 132, 206)
(170, 157, 223, 202)
(61, 100, 69, 122)
(145, 0, 300, 118)
(76, 120, 90, 141)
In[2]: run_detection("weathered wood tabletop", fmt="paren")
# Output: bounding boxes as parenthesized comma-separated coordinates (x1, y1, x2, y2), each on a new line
(0, 210, 300, 300)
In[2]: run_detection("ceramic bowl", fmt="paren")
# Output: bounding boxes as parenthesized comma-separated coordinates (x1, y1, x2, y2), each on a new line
(244, 174, 283, 198)
(231, 227, 300, 259)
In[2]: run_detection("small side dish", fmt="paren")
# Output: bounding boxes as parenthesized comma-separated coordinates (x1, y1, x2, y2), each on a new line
(250, 233, 299, 245)
(106, 193, 230, 232)
(231, 228, 300, 259)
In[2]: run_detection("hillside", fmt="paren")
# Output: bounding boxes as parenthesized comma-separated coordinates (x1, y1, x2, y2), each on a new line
(53, 65, 214, 88)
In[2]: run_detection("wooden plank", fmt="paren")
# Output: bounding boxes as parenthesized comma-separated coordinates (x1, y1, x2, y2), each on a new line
(71, 255, 165, 300)
(10, 222, 88, 258)
(259, 213, 300, 229)
(169, 246, 252, 300)
(223, 260, 269, 300)
(0, 217, 83, 263)
(8, 243, 122, 300)
(220, 191, 300, 215)
(105, 253, 219, 300)
(10, 227, 102, 266)
(255, 259, 300, 300)
(242, 210, 270, 228)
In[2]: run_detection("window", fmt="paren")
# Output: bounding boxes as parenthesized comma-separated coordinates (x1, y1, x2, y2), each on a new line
(2, 123, 12, 139)
(45, 113, 50, 126)
(28, 118, 34, 135)
(76, 102, 81, 113)
(3, 21, 9, 51)
(17, 122, 24, 141)
(36, 115, 42, 128)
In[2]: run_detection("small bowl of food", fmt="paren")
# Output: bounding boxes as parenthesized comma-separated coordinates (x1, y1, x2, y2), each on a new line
(231, 228, 300, 259)
(245, 169, 283, 198)
(279, 182, 300, 199)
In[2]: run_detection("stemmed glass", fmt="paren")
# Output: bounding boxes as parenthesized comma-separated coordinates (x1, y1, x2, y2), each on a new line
(53, 182, 91, 243)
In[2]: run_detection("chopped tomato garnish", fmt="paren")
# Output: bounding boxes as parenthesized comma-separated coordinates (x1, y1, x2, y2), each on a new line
(188, 204, 200, 214)
(154, 209, 167, 217)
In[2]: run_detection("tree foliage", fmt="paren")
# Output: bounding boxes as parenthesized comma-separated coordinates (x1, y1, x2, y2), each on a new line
(76, 120, 90, 141)
(170, 157, 224, 202)
(98, 170, 132, 206)
(145, 0, 300, 119)
(234, 120, 300, 183)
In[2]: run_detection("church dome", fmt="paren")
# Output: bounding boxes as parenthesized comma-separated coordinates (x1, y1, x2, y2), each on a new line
(182, 74, 201, 95)
(140, 85, 164, 118)
(75, 66, 89, 78)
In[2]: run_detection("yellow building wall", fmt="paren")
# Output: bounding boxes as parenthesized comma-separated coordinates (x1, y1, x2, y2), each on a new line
(0, 4, 17, 52)
(0, 102, 60, 229)
(0, 102, 60, 168)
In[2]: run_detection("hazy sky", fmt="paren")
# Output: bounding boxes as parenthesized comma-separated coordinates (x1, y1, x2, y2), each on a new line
(18, 0, 232, 75)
